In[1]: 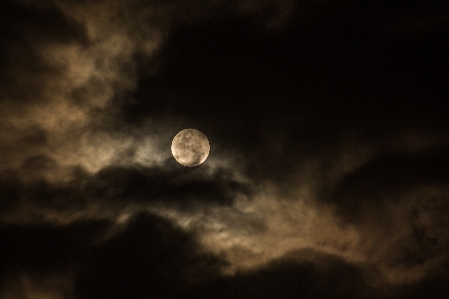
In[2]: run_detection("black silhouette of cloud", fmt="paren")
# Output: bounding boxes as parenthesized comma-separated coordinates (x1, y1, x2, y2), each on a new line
(1, 0, 449, 298)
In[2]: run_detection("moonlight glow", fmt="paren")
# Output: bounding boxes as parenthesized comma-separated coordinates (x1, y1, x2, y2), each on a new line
(1, 1, 448, 298)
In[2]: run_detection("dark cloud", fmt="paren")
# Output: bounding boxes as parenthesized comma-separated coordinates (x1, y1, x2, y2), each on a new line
(0, 212, 225, 299)
(74, 212, 225, 299)
(185, 249, 387, 299)
(329, 147, 449, 222)
(0, 0, 88, 104)
(1, 0, 449, 298)
(90, 164, 251, 207)
(0, 161, 250, 220)
(0, 0, 87, 45)
(405, 268, 449, 299)
(0, 124, 49, 175)
(0, 173, 21, 213)
(185, 249, 449, 299)
(0, 218, 110, 279)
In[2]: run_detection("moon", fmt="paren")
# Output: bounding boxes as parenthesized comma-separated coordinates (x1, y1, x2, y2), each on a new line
(171, 129, 210, 167)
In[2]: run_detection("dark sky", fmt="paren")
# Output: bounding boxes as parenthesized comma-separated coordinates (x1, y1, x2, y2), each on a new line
(1, 0, 449, 298)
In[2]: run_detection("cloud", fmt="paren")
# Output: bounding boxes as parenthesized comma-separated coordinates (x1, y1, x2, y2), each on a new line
(405, 269, 449, 299)
(0, 160, 252, 227)
(185, 248, 392, 299)
(0, 1, 88, 109)
(0, 219, 109, 275)
(1, 1, 448, 298)
(0, 0, 171, 179)
(74, 212, 225, 299)
(0, 212, 225, 299)
(91, 164, 251, 206)
(329, 147, 449, 222)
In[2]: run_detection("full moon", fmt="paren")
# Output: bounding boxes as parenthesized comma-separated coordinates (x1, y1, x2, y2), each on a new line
(171, 129, 210, 167)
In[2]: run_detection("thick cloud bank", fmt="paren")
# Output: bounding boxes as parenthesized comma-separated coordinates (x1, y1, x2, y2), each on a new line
(1, 0, 448, 298)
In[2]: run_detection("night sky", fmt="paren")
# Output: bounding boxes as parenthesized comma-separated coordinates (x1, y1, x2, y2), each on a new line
(1, 0, 449, 298)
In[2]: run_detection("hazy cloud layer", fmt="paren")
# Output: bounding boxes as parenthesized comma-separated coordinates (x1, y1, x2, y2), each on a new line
(1, 0, 449, 298)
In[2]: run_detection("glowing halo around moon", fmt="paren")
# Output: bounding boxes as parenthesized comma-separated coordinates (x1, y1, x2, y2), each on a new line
(171, 129, 210, 167)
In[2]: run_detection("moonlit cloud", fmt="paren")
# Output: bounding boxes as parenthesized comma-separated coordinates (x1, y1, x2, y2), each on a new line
(1, 1, 448, 298)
